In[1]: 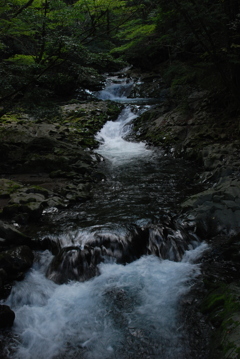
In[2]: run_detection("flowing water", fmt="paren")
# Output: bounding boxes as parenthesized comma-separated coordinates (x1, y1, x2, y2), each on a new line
(3, 73, 207, 359)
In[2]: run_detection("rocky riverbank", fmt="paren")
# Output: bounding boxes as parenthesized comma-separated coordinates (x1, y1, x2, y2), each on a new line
(0, 99, 122, 327)
(0, 100, 122, 220)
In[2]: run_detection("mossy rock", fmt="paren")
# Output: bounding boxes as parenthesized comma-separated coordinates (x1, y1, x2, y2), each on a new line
(3, 202, 45, 220)
(0, 179, 22, 198)
(9, 192, 46, 205)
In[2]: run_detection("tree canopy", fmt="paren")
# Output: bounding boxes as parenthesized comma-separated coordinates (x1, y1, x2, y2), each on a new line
(1, 0, 240, 115)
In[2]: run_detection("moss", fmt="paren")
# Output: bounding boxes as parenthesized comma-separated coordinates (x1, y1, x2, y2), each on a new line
(201, 284, 239, 314)
(0, 114, 20, 123)
(0, 179, 22, 198)
(65, 110, 87, 119)
(149, 131, 175, 146)
(201, 283, 240, 358)
(106, 101, 124, 119)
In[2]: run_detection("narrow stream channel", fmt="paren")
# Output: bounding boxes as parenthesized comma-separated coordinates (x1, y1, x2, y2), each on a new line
(3, 73, 208, 359)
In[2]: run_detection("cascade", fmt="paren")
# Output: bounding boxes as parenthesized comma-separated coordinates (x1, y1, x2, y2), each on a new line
(2, 71, 208, 359)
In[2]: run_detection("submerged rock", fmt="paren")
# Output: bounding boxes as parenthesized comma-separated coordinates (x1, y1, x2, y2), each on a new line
(46, 246, 101, 284)
(46, 219, 200, 284)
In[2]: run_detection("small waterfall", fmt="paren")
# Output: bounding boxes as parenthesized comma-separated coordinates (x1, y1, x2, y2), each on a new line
(95, 106, 151, 165)
(96, 76, 134, 100)
(45, 218, 201, 285)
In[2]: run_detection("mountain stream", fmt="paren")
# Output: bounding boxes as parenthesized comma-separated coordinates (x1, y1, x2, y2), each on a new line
(3, 73, 208, 359)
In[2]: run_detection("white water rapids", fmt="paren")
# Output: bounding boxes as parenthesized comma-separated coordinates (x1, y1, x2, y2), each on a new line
(5, 245, 207, 359)
(95, 106, 151, 165)
(3, 74, 207, 359)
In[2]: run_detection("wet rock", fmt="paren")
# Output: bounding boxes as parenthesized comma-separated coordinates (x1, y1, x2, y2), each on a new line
(45, 196, 68, 209)
(6, 188, 47, 221)
(0, 245, 34, 279)
(3, 202, 45, 221)
(46, 219, 201, 285)
(65, 191, 91, 202)
(181, 178, 240, 237)
(35, 237, 59, 254)
(145, 223, 195, 261)
(0, 269, 8, 298)
(46, 246, 101, 284)
(0, 305, 15, 328)
(0, 220, 31, 247)
(86, 225, 149, 264)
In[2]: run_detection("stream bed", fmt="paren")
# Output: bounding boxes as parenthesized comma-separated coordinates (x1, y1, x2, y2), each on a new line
(2, 73, 209, 359)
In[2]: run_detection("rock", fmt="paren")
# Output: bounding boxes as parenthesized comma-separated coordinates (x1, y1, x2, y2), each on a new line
(45, 196, 68, 209)
(9, 192, 46, 205)
(0, 220, 31, 247)
(3, 202, 45, 221)
(72, 161, 92, 174)
(0, 101, 123, 225)
(0, 179, 22, 199)
(26, 137, 58, 153)
(0, 305, 15, 328)
(181, 178, 240, 237)
(46, 246, 101, 284)
(23, 153, 71, 173)
(49, 170, 78, 179)
(0, 245, 34, 279)
(0, 269, 8, 298)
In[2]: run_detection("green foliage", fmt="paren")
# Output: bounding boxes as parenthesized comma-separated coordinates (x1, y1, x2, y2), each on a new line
(0, 0, 130, 115)
(5, 54, 35, 65)
(1, 0, 240, 114)
(112, 21, 156, 53)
